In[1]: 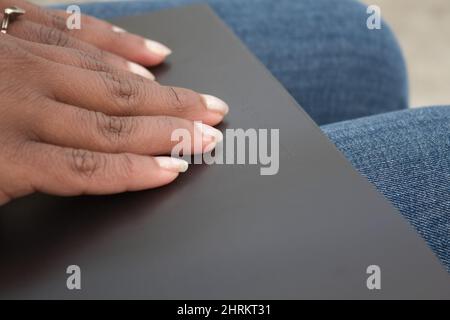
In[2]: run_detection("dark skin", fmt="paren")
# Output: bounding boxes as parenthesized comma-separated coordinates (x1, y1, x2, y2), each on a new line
(0, 0, 229, 205)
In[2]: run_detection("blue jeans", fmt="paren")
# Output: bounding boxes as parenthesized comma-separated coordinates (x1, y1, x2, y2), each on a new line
(60, 0, 450, 271)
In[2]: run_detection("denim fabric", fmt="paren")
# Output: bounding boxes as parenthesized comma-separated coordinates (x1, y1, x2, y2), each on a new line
(54, 1, 449, 270)
(322, 106, 450, 271)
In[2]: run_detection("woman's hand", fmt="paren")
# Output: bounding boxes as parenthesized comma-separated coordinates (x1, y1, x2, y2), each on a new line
(0, 34, 229, 205)
(0, 0, 173, 79)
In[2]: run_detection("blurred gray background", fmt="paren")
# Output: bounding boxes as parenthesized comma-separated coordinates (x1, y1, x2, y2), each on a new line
(31, 0, 450, 108)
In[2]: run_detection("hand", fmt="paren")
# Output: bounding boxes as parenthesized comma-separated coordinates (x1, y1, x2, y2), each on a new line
(0, 0, 173, 79)
(0, 34, 229, 205)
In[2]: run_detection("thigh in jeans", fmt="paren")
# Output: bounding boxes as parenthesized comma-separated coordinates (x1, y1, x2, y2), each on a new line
(322, 106, 450, 272)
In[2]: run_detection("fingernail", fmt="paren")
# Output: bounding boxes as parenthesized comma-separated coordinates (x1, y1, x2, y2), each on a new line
(145, 39, 172, 58)
(195, 122, 223, 144)
(127, 61, 155, 80)
(201, 94, 229, 115)
(112, 26, 126, 33)
(155, 157, 188, 173)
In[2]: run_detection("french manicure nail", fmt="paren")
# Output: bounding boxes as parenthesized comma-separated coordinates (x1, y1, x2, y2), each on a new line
(201, 94, 229, 115)
(195, 122, 223, 144)
(112, 26, 126, 33)
(155, 157, 188, 173)
(145, 39, 172, 58)
(127, 61, 155, 80)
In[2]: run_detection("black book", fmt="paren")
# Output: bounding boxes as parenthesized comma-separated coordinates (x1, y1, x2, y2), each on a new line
(1, 4, 448, 299)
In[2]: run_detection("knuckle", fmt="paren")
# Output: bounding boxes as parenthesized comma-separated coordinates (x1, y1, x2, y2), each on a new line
(89, 49, 109, 66)
(38, 24, 70, 47)
(91, 49, 108, 64)
(68, 149, 103, 178)
(47, 12, 67, 30)
(100, 72, 141, 113)
(165, 87, 198, 114)
(94, 112, 134, 146)
(77, 51, 113, 73)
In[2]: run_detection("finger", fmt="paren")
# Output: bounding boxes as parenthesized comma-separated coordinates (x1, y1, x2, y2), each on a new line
(12, 36, 155, 80)
(24, 142, 188, 196)
(0, 0, 171, 65)
(6, 18, 145, 76)
(31, 100, 222, 155)
(51, 9, 171, 66)
(48, 63, 229, 126)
